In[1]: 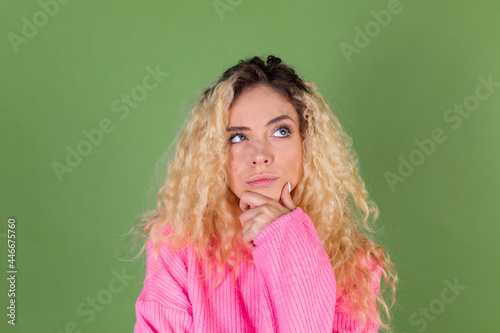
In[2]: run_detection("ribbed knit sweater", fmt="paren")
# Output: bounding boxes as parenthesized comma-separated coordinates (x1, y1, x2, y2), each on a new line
(134, 207, 382, 332)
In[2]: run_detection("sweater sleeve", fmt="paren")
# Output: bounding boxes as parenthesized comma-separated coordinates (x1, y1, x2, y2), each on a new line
(252, 207, 337, 332)
(134, 236, 194, 333)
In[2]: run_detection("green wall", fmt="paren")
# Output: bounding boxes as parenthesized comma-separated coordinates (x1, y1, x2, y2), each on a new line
(1, 0, 499, 332)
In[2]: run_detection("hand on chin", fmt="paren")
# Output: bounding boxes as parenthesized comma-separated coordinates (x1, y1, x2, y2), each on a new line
(238, 182, 296, 249)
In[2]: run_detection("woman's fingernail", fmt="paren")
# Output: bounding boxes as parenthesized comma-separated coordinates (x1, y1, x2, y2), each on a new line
(288, 181, 291, 192)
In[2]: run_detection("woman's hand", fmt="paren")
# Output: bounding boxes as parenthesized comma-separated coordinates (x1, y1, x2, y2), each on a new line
(239, 182, 296, 248)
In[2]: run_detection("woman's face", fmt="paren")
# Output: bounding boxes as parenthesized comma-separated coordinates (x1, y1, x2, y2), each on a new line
(226, 84, 304, 202)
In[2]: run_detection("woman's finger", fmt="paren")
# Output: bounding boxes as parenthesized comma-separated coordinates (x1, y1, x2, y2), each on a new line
(279, 181, 296, 211)
(239, 206, 260, 227)
(242, 220, 256, 243)
(239, 191, 274, 212)
(241, 211, 272, 242)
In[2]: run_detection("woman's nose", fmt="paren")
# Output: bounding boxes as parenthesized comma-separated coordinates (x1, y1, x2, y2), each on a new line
(252, 155, 269, 165)
(250, 141, 273, 165)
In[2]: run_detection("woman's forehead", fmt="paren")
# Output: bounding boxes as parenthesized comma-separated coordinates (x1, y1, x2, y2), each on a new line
(228, 85, 298, 126)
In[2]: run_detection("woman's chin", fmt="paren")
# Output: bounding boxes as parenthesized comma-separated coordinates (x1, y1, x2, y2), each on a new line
(247, 186, 280, 201)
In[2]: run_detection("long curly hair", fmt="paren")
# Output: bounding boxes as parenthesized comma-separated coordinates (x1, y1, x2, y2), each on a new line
(126, 55, 397, 331)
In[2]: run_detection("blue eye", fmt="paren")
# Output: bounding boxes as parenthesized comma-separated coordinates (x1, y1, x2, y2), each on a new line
(273, 124, 293, 138)
(229, 133, 246, 144)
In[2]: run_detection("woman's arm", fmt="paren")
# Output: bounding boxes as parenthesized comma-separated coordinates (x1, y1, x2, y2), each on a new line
(135, 300, 193, 332)
(134, 238, 193, 333)
(252, 207, 337, 332)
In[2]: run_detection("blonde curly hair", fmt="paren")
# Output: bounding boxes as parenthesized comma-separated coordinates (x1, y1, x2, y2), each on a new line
(126, 55, 397, 331)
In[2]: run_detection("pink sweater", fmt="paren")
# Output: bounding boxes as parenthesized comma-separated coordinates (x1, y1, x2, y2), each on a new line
(134, 207, 382, 332)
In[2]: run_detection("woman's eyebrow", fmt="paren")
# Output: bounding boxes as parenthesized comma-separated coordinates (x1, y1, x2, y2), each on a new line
(227, 114, 295, 132)
(226, 126, 249, 132)
(267, 114, 295, 126)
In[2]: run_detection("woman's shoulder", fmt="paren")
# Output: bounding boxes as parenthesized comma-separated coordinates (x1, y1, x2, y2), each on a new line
(137, 243, 193, 316)
(145, 226, 192, 273)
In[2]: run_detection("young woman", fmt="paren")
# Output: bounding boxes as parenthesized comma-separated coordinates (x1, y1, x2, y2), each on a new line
(131, 55, 397, 332)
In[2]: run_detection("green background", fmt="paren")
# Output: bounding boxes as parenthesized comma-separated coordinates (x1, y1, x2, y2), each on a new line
(1, 0, 499, 332)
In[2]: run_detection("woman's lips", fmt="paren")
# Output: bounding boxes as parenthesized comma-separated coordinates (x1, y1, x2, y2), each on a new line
(247, 177, 278, 188)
